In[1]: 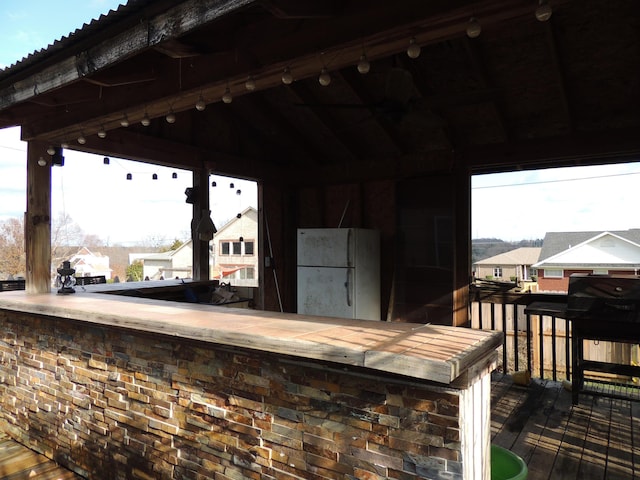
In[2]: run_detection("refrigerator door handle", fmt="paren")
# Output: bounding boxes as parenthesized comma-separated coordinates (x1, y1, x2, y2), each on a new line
(347, 229, 353, 267)
(345, 269, 352, 307)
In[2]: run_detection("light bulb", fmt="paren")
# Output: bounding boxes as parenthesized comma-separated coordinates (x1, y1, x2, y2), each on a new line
(195, 96, 206, 111)
(318, 68, 331, 86)
(38, 157, 47, 167)
(120, 115, 129, 127)
(97, 127, 107, 138)
(77, 134, 86, 145)
(535, 1, 552, 21)
(166, 112, 176, 123)
(141, 113, 150, 127)
(407, 37, 421, 59)
(281, 67, 293, 85)
(222, 88, 233, 104)
(245, 76, 256, 91)
(466, 17, 482, 38)
(47, 145, 56, 155)
(60, 142, 69, 149)
(357, 54, 370, 74)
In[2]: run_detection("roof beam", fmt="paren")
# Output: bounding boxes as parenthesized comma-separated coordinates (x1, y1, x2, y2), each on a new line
(467, 128, 640, 174)
(0, 0, 255, 108)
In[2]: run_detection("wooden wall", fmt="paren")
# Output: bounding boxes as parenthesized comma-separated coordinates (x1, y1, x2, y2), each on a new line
(260, 174, 465, 324)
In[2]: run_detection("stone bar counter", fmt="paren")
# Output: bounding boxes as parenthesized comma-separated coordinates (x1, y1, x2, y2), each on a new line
(0, 282, 501, 480)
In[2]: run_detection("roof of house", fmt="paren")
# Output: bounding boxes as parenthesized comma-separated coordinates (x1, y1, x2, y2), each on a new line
(534, 230, 640, 268)
(214, 206, 257, 237)
(475, 247, 541, 266)
(538, 229, 640, 261)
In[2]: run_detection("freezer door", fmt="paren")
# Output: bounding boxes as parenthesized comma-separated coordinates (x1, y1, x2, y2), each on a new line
(297, 228, 352, 268)
(297, 266, 355, 319)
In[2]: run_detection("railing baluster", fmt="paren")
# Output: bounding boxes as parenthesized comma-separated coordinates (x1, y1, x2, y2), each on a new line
(526, 313, 532, 374)
(551, 315, 557, 381)
(567, 319, 572, 381)
(478, 297, 483, 329)
(502, 303, 508, 373)
(539, 313, 545, 379)
(513, 304, 519, 372)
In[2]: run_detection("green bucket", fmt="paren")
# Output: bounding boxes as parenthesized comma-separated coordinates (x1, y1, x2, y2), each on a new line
(491, 444, 528, 480)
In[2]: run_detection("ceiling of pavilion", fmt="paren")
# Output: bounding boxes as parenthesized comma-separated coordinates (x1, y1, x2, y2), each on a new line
(0, 0, 638, 183)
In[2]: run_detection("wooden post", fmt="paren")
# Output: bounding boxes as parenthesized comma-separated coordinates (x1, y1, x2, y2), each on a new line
(25, 141, 52, 293)
(453, 163, 471, 326)
(191, 167, 211, 281)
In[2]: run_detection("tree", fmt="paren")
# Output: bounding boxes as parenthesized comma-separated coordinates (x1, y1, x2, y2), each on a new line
(51, 212, 85, 267)
(126, 260, 143, 282)
(0, 217, 25, 277)
(164, 238, 184, 252)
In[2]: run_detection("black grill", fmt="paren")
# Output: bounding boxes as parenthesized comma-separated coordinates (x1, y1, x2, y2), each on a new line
(566, 274, 640, 323)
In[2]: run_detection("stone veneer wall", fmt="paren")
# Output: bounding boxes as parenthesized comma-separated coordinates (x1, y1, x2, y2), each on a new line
(0, 310, 467, 480)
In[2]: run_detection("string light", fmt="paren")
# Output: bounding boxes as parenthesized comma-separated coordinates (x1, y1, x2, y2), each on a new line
(357, 54, 370, 74)
(222, 87, 233, 104)
(281, 67, 293, 85)
(195, 94, 206, 111)
(407, 37, 421, 58)
(141, 112, 151, 127)
(120, 115, 129, 127)
(245, 76, 256, 91)
(77, 133, 86, 145)
(466, 17, 482, 38)
(97, 126, 107, 138)
(318, 68, 331, 86)
(535, 0, 553, 21)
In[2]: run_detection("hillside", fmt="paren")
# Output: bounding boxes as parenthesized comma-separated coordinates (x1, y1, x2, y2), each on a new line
(472, 238, 543, 266)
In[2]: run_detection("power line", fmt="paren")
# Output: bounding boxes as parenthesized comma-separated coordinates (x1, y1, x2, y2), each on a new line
(473, 170, 640, 190)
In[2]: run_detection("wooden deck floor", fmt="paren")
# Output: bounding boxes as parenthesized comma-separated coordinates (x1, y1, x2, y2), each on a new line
(0, 433, 82, 480)
(492, 373, 640, 480)
(1, 374, 638, 479)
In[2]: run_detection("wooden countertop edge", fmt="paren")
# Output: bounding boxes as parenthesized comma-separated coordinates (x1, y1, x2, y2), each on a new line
(0, 291, 501, 385)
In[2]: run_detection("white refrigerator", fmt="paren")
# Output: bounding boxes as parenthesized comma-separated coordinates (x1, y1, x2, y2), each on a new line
(297, 228, 380, 320)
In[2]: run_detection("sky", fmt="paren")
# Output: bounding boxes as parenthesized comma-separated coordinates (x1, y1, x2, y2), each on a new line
(1, 2, 640, 245)
(0, 1, 257, 246)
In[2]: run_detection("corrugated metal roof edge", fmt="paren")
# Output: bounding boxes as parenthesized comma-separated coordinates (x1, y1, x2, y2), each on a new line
(0, 1, 153, 80)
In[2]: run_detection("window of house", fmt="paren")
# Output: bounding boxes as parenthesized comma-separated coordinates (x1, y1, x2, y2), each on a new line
(240, 267, 255, 280)
(221, 242, 230, 255)
(493, 267, 502, 278)
(233, 242, 242, 255)
(244, 241, 254, 255)
(544, 269, 563, 278)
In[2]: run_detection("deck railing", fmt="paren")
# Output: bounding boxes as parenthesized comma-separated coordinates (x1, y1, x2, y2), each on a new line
(469, 282, 571, 381)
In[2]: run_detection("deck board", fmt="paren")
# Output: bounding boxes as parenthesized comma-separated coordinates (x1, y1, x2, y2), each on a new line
(0, 433, 82, 479)
(492, 373, 640, 480)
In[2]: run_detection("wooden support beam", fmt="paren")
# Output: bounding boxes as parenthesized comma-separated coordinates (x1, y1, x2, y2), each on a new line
(25, 141, 52, 293)
(191, 168, 212, 281)
(453, 162, 471, 327)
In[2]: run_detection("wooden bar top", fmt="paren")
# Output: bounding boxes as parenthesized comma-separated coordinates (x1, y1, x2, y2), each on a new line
(0, 285, 501, 385)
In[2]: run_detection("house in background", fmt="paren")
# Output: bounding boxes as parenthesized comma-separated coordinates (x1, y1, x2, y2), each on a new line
(70, 247, 112, 280)
(474, 247, 541, 283)
(129, 241, 195, 280)
(533, 230, 640, 292)
(213, 207, 258, 287)
(127, 208, 258, 284)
